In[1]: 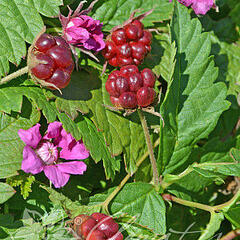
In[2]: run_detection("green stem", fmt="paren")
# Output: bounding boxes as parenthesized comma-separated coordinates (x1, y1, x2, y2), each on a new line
(45, 27, 62, 34)
(0, 66, 28, 85)
(102, 138, 160, 213)
(168, 188, 240, 213)
(137, 109, 160, 186)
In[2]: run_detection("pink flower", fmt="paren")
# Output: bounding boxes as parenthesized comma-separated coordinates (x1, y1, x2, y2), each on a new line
(170, 0, 215, 15)
(64, 16, 105, 52)
(18, 122, 89, 188)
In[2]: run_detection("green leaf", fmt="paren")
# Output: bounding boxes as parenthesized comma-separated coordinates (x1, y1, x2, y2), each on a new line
(7, 173, 35, 199)
(152, 33, 176, 82)
(57, 112, 121, 179)
(92, 0, 173, 31)
(0, 0, 44, 77)
(53, 69, 148, 174)
(158, 2, 230, 174)
(0, 183, 15, 204)
(194, 162, 240, 177)
(31, 0, 63, 17)
(0, 86, 57, 122)
(231, 148, 240, 162)
(89, 182, 166, 235)
(198, 212, 224, 240)
(0, 102, 40, 178)
(224, 205, 240, 228)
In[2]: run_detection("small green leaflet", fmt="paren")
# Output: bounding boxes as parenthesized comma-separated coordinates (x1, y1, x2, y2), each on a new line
(0, 183, 15, 204)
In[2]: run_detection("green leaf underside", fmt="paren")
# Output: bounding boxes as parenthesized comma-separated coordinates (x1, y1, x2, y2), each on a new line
(0, 183, 15, 204)
(198, 212, 224, 240)
(53, 69, 147, 174)
(0, 86, 57, 122)
(57, 112, 121, 179)
(0, 107, 40, 179)
(89, 182, 166, 235)
(92, 0, 173, 31)
(158, 2, 230, 174)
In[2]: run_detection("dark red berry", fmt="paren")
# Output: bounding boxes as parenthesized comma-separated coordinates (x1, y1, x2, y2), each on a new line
(102, 41, 117, 60)
(35, 33, 56, 52)
(81, 217, 98, 238)
(96, 217, 119, 238)
(108, 70, 121, 80)
(117, 43, 131, 58)
(65, 62, 74, 74)
(109, 232, 124, 240)
(118, 56, 133, 67)
(31, 53, 55, 80)
(130, 42, 147, 61)
(47, 45, 73, 68)
(131, 20, 144, 38)
(115, 76, 129, 94)
(47, 69, 71, 89)
(111, 28, 127, 45)
(136, 87, 155, 107)
(120, 65, 138, 77)
(119, 92, 137, 108)
(86, 229, 107, 240)
(54, 36, 70, 49)
(106, 78, 119, 97)
(109, 57, 118, 67)
(139, 30, 152, 45)
(128, 72, 143, 92)
(145, 45, 151, 53)
(124, 24, 139, 40)
(141, 68, 156, 87)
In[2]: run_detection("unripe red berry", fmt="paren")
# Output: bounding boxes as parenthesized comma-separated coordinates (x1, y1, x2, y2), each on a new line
(111, 28, 127, 45)
(120, 65, 138, 77)
(109, 57, 118, 67)
(141, 68, 156, 88)
(47, 69, 71, 89)
(124, 24, 139, 40)
(119, 92, 137, 108)
(117, 56, 133, 67)
(110, 96, 121, 107)
(131, 20, 144, 38)
(106, 78, 119, 97)
(102, 41, 117, 60)
(130, 42, 147, 61)
(128, 72, 143, 92)
(115, 76, 129, 94)
(136, 87, 155, 107)
(81, 217, 98, 238)
(109, 232, 124, 240)
(35, 33, 56, 52)
(117, 43, 131, 58)
(139, 30, 152, 45)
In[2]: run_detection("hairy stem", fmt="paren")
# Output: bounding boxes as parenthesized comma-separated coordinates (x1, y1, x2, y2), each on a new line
(0, 66, 28, 85)
(220, 229, 240, 240)
(137, 109, 160, 186)
(102, 138, 160, 213)
(165, 188, 240, 213)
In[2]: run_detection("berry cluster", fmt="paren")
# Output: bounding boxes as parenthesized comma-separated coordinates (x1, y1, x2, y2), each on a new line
(29, 33, 74, 89)
(102, 20, 152, 67)
(105, 65, 156, 108)
(73, 213, 123, 240)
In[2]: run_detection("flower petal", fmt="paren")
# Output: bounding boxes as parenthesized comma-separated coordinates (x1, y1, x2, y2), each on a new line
(45, 121, 62, 139)
(56, 161, 87, 175)
(21, 146, 44, 174)
(43, 165, 70, 188)
(18, 123, 41, 148)
(191, 0, 214, 15)
(60, 140, 89, 160)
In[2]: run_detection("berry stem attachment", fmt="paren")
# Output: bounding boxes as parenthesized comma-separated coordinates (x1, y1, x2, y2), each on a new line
(137, 109, 160, 186)
(0, 66, 29, 85)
